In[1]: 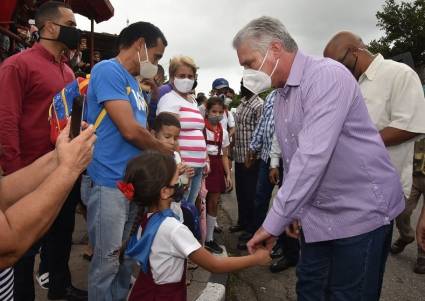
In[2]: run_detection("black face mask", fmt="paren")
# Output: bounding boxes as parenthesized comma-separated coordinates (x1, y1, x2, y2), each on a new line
(40, 23, 80, 50)
(168, 183, 185, 203)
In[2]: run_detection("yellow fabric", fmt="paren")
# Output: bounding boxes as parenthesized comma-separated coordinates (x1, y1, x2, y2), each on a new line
(61, 89, 69, 116)
(92, 85, 131, 130)
(94, 108, 107, 130)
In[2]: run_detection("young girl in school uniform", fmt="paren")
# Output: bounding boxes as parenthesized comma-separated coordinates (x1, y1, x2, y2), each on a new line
(118, 151, 270, 301)
(203, 97, 232, 254)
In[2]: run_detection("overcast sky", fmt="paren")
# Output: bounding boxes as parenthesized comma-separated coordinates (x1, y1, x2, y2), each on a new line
(75, 0, 387, 95)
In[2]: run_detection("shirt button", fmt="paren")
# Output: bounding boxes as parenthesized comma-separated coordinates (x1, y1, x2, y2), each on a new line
(284, 119, 288, 123)
(373, 185, 378, 190)
(291, 133, 295, 137)
(384, 216, 389, 222)
(286, 159, 289, 163)
(328, 227, 332, 231)
(284, 138, 288, 143)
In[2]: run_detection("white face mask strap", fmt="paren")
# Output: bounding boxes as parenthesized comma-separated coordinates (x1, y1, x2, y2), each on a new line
(258, 48, 269, 71)
(144, 42, 149, 63)
(137, 50, 141, 64)
(270, 58, 280, 77)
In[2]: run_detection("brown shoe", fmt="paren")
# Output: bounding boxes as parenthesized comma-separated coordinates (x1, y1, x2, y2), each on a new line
(414, 258, 425, 274)
(390, 238, 414, 254)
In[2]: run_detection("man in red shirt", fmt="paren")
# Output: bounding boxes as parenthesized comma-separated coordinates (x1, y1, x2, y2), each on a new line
(0, 2, 86, 300)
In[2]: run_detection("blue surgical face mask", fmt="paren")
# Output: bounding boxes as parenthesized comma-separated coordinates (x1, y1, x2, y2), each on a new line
(207, 115, 223, 125)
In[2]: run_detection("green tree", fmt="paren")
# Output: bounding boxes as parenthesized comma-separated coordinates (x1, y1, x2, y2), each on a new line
(368, 0, 425, 66)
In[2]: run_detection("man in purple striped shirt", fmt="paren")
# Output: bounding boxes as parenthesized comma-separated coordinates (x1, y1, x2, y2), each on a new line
(233, 16, 404, 300)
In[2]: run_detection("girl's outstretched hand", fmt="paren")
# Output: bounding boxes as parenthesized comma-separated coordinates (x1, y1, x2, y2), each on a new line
(252, 246, 272, 266)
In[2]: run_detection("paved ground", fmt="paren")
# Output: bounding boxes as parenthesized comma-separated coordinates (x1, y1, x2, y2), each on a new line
(34, 214, 211, 301)
(220, 186, 425, 301)
(34, 184, 425, 301)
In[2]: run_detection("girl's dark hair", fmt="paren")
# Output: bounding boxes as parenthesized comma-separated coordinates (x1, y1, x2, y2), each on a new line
(124, 150, 176, 208)
(120, 151, 176, 262)
(118, 21, 168, 49)
(152, 112, 181, 133)
(205, 96, 225, 113)
(196, 94, 207, 106)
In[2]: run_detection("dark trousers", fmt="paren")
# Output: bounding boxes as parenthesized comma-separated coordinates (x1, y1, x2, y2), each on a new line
(234, 161, 259, 233)
(252, 159, 282, 231)
(252, 159, 299, 263)
(296, 223, 393, 301)
(13, 182, 80, 300)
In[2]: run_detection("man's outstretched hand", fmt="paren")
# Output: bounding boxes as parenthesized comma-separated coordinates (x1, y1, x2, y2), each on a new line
(246, 226, 276, 255)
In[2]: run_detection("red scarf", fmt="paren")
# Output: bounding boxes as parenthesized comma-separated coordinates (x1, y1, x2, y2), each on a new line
(204, 118, 223, 145)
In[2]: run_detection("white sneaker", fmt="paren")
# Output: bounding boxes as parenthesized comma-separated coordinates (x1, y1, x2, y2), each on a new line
(35, 272, 49, 290)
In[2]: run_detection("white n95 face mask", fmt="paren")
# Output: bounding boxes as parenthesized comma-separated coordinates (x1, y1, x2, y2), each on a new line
(138, 43, 158, 79)
(224, 97, 233, 106)
(174, 78, 195, 94)
(242, 49, 279, 95)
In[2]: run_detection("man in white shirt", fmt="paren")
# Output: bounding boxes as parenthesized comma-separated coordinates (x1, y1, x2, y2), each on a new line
(324, 31, 425, 272)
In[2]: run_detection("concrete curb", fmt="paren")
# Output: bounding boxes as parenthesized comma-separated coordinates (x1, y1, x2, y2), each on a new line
(195, 246, 229, 301)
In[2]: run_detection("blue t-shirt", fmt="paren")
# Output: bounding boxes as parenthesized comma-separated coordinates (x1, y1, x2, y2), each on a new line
(86, 59, 148, 187)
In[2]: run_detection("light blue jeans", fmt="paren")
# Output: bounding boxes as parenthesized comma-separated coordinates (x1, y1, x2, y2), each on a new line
(82, 177, 137, 301)
(184, 166, 204, 204)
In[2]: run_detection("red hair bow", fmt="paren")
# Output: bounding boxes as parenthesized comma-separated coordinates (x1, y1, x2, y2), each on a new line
(117, 181, 135, 201)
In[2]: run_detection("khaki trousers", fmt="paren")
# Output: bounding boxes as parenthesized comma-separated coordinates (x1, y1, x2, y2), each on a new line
(395, 175, 425, 259)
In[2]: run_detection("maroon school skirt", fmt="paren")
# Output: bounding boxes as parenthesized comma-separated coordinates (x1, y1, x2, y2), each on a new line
(205, 155, 226, 193)
(128, 263, 186, 301)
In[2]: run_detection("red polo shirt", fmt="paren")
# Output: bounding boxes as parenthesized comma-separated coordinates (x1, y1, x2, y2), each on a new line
(0, 43, 74, 174)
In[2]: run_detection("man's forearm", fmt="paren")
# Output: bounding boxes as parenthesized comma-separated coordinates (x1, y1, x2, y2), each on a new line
(380, 127, 419, 146)
(0, 164, 78, 268)
(0, 151, 58, 210)
(127, 126, 168, 153)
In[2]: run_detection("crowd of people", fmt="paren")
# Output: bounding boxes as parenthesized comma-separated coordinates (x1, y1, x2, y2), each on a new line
(1, 1, 425, 301)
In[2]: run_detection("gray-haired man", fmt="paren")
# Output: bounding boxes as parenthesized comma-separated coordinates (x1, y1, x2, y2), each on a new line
(233, 16, 404, 300)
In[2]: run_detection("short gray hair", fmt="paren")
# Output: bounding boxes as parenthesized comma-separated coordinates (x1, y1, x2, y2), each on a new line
(233, 16, 298, 54)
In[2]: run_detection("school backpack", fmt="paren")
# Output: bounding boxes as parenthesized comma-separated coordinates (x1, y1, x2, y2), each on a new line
(48, 76, 107, 144)
(181, 199, 201, 240)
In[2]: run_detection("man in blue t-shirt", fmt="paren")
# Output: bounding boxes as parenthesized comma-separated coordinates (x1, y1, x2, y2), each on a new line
(83, 21, 169, 300)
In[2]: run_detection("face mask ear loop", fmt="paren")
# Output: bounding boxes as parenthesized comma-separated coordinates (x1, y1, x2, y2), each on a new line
(144, 42, 150, 63)
(137, 50, 141, 64)
(270, 58, 280, 77)
(258, 48, 269, 71)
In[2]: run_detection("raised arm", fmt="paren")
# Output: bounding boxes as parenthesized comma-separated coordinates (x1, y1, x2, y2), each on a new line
(0, 124, 96, 269)
(0, 151, 57, 211)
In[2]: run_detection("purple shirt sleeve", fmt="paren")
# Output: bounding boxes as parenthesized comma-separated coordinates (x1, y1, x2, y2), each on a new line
(158, 83, 173, 99)
(263, 66, 356, 236)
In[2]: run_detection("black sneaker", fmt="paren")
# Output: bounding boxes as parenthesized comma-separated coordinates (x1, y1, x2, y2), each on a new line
(35, 272, 49, 290)
(48, 285, 88, 301)
(414, 258, 425, 274)
(205, 240, 223, 254)
(390, 238, 414, 254)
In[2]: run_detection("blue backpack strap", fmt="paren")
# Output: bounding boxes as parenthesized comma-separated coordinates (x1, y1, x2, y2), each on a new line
(125, 208, 177, 273)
